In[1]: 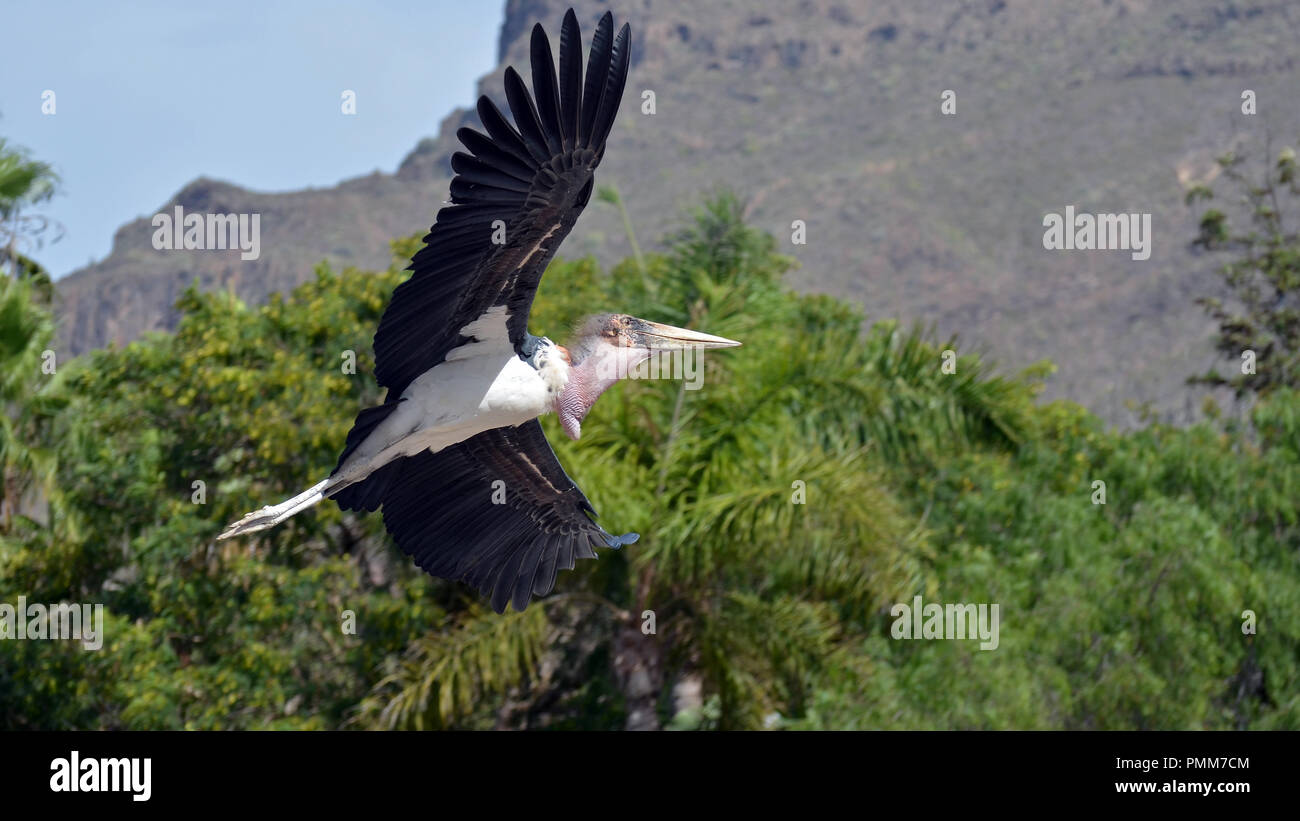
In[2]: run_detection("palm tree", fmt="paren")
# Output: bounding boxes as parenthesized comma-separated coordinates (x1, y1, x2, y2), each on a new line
(0, 273, 65, 533)
(0, 136, 61, 301)
(0, 136, 64, 531)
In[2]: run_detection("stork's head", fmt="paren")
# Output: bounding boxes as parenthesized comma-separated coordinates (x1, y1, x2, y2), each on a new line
(556, 313, 741, 440)
(574, 313, 741, 360)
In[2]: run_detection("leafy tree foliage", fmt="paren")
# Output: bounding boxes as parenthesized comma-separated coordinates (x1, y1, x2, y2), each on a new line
(1187, 140, 1300, 396)
(0, 195, 1295, 730)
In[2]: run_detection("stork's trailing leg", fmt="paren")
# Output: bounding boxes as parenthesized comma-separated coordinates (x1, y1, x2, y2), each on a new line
(216, 420, 427, 540)
(217, 478, 333, 540)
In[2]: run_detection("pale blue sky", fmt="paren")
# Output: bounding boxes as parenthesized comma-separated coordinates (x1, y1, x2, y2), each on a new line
(1, 1, 501, 278)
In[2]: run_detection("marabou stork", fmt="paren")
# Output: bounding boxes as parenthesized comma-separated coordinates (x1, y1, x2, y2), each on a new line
(218, 9, 740, 613)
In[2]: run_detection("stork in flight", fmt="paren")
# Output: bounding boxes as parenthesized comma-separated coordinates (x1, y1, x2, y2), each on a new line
(218, 10, 740, 613)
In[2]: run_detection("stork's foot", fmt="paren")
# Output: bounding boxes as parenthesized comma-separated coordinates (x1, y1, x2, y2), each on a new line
(216, 505, 283, 540)
(216, 479, 332, 540)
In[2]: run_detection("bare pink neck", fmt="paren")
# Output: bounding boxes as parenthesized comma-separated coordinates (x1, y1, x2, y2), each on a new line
(555, 343, 647, 440)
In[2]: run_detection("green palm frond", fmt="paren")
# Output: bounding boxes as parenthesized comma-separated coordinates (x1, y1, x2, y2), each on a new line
(0, 138, 60, 217)
(645, 439, 921, 611)
(696, 592, 841, 729)
(358, 604, 549, 730)
(0, 273, 63, 532)
(856, 321, 1037, 460)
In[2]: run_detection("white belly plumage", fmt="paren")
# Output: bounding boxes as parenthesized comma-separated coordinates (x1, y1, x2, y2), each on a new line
(336, 306, 553, 481)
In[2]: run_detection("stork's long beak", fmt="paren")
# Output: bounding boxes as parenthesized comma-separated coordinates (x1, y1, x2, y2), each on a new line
(631, 319, 742, 350)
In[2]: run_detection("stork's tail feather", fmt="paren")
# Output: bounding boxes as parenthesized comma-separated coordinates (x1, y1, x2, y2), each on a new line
(217, 478, 333, 540)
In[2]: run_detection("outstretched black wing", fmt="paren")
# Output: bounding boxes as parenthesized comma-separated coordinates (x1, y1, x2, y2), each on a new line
(373, 9, 631, 400)
(377, 421, 638, 614)
(333, 11, 635, 610)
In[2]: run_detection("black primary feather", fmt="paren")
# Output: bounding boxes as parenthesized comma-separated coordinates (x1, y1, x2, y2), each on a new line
(557, 9, 583, 150)
(530, 24, 565, 154)
(579, 12, 614, 146)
